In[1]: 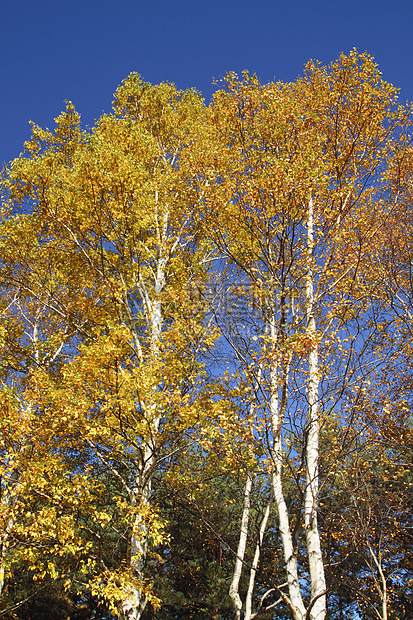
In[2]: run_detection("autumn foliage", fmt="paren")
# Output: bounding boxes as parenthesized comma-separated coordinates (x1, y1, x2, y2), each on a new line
(1, 51, 413, 620)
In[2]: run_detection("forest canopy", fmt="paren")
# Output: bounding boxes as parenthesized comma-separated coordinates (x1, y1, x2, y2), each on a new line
(1, 50, 413, 620)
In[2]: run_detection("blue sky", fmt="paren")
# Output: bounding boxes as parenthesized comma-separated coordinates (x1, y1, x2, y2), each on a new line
(2, 0, 413, 167)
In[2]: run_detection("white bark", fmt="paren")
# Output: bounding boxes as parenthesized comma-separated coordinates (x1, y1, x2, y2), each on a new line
(226, 198, 327, 620)
(122, 207, 168, 620)
(229, 477, 274, 620)
(365, 537, 388, 620)
(229, 362, 275, 620)
(229, 472, 253, 620)
(269, 313, 306, 620)
(122, 445, 155, 620)
(304, 197, 326, 620)
(245, 494, 272, 620)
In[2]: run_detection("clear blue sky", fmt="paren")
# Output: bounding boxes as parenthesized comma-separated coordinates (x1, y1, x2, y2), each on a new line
(2, 0, 413, 167)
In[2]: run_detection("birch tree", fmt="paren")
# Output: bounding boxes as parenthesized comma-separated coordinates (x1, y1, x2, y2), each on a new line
(0, 253, 99, 613)
(1, 75, 211, 619)
(1, 52, 413, 619)
(201, 51, 408, 620)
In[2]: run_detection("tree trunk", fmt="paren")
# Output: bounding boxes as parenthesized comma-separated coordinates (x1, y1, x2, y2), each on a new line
(269, 313, 306, 620)
(122, 254, 166, 619)
(304, 197, 326, 620)
(229, 473, 253, 620)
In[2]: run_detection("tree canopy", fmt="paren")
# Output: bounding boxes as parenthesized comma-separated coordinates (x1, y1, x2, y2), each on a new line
(1, 50, 413, 620)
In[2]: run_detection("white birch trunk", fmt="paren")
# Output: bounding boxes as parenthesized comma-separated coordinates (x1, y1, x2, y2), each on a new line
(122, 231, 167, 619)
(304, 197, 326, 620)
(229, 363, 275, 620)
(122, 445, 156, 620)
(229, 473, 253, 620)
(269, 313, 306, 620)
(244, 495, 272, 620)
(365, 538, 388, 620)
